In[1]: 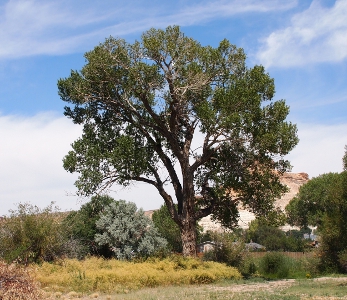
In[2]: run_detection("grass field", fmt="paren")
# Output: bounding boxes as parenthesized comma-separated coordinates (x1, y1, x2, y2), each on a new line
(40, 277, 347, 299)
(2, 256, 347, 299)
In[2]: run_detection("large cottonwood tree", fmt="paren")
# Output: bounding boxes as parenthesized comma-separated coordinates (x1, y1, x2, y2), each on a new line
(59, 26, 298, 256)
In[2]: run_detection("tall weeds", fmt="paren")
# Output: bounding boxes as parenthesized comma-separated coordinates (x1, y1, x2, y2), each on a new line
(33, 256, 241, 293)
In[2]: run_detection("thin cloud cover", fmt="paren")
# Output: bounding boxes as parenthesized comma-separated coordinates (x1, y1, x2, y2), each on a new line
(0, 0, 296, 59)
(257, 0, 347, 68)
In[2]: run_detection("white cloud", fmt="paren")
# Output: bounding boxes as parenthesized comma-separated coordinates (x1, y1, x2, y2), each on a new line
(0, 113, 166, 215)
(0, 0, 297, 60)
(0, 113, 82, 214)
(257, 0, 347, 67)
(286, 122, 347, 178)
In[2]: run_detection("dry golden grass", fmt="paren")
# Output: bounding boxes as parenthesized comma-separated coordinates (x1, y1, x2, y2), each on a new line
(0, 260, 41, 300)
(32, 256, 241, 294)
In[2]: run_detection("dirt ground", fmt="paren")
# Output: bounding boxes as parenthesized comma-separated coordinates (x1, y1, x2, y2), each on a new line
(42, 277, 347, 300)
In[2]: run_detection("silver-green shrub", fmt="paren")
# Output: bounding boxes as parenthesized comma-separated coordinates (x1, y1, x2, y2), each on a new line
(95, 200, 167, 259)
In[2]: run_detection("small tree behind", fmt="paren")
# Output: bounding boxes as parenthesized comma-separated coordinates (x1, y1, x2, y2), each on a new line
(202, 231, 245, 268)
(152, 204, 182, 253)
(95, 200, 167, 259)
(63, 195, 114, 257)
(286, 171, 347, 271)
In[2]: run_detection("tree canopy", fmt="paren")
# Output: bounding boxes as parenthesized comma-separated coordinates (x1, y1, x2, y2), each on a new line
(59, 26, 298, 256)
(286, 171, 347, 271)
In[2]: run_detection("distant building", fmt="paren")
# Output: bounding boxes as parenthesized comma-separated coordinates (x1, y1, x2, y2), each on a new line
(197, 241, 216, 254)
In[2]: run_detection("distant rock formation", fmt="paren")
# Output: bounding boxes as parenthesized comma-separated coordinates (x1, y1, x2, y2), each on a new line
(275, 172, 309, 210)
(199, 172, 309, 231)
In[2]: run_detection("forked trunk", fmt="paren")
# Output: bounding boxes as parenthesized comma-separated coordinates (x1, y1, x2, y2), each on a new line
(180, 218, 197, 256)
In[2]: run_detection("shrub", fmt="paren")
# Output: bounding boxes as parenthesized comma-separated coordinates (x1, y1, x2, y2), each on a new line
(33, 256, 242, 293)
(63, 195, 115, 258)
(0, 202, 67, 264)
(95, 200, 167, 259)
(152, 205, 182, 253)
(202, 232, 246, 268)
(239, 255, 259, 278)
(338, 249, 347, 273)
(260, 252, 289, 279)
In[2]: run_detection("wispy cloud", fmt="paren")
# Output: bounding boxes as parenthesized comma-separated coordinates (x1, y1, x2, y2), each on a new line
(257, 0, 347, 68)
(0, 0, 296, 60)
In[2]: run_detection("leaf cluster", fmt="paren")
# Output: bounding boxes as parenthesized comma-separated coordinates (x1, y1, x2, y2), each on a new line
(63, 195, 114, 257)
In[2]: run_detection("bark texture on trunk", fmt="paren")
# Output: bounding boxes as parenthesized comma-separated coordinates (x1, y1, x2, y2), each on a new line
(181, 218, 197, 256)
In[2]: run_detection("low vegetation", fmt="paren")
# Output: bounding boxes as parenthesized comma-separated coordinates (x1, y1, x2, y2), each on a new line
(33, 256, 241, 294)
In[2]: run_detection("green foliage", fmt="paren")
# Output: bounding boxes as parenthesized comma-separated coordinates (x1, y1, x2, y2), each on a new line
(0, 202, 66, 264)
(63, 195, 114, 258)
(338, 249, 347, 273)
(246, 220, 305, 252)
(343, 145, 347, 171)
(59, 25, 298, 255)
(286, 171, 347, 271)
(238, 255, 259, 279)
(152, 205, 182, 253)
(95, 200, 167, 259)
(202, 232, 246, 268)
(286, 173, 342, 227)
(260, 252, 289, 279)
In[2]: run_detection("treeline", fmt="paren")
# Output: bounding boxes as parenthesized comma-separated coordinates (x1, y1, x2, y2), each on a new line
(0, 196, 167, 264)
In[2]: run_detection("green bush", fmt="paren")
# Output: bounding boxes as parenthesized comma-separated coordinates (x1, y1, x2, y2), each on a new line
(260, 252, 289, 279)
(202, 232, 245, 268)
(338, 249, 347, 273)
(239, 255, 259, 278)
(0, 202, 67, 264)
(63, 195, 115, 258)
(152, 204, 182, 253)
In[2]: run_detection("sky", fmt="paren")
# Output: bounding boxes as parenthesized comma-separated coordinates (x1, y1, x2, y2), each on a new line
(1, 0, 347, 215)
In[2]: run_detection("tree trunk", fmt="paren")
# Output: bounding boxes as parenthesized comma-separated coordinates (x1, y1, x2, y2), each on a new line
(180, 217, 197, 256)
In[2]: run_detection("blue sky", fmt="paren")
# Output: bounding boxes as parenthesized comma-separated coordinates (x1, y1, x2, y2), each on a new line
(1, 0, 347, 214)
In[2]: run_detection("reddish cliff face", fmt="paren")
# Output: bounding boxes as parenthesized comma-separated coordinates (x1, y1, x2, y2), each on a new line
(275, 172, 309, 210)
(199, 172, 310, 231)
